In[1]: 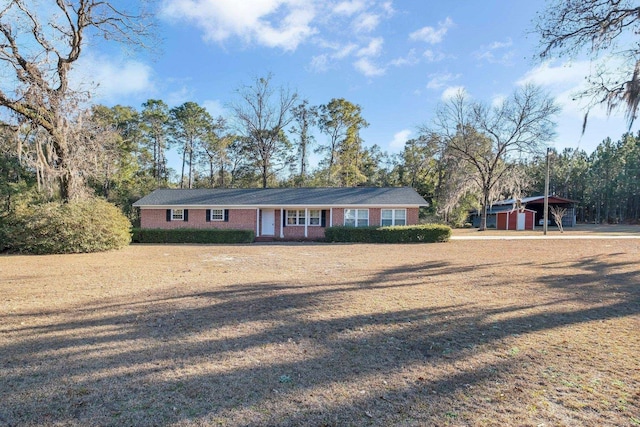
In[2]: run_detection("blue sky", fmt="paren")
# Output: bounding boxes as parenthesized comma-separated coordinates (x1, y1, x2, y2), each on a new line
(78, 0, 638, 165)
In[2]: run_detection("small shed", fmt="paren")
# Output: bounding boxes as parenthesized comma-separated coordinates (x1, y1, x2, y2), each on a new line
(496, 208, 536, 230)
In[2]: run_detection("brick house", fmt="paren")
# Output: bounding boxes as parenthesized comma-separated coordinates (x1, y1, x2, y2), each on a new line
(133, 187, 428, 240)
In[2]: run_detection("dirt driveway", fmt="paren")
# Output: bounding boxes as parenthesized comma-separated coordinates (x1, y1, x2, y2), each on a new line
(1, 239, 639, 426)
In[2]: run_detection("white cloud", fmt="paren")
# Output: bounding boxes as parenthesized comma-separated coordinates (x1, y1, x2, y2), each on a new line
(333, 0, 366, 16)
(441, 86, 466, 101)
(409, 17, 453, 44)
(427, 72, 461, 90)
(203, 99, 226, 117)
(491, 94, 506, 108)
(381, 1, 394, 15)
(514, 59, 639, 155)
(423, 49, 447, 62)
(517, 60, 592, 87)
(353, 36, 385, 76)
(309, 54, 330, 72)
(354, 12, 380, 33)
(389, 49, 419, 67)
(474, 38, 514, 65)
(518, 60, 635, 153)
(72, 54, 154, 102)
(389, 129, 412, 151)
(516, 60, 614, 121)
(353, 57, 386, 77)
(357, 37, 384, 57)
(161, 0, 317, 51)
(308, 42, 357, 72)
(334, 43, 358, 59)
(165, 86, 193, 107)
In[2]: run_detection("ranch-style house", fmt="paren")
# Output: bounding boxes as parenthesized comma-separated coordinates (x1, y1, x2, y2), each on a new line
(133, 187, 428, 240)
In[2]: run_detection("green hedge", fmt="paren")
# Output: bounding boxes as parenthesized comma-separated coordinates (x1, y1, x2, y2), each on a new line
(0, 197, 131, 254)
(324, 224, 451, 243)
(132, 228, 255, 244)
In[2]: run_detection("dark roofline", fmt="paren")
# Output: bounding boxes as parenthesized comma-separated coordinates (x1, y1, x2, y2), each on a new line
(133, 187, 428, 208)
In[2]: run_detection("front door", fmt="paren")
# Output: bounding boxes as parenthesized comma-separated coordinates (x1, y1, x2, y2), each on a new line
(261, 209, 275, 235)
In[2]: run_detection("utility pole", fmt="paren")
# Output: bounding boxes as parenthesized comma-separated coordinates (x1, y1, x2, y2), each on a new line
(543, 147, 550, 235)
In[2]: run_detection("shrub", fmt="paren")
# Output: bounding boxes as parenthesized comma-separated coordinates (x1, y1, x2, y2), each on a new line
(0, 197, 131, 254)
(324, 224, 451, 243)
(131, 228, 255, 244)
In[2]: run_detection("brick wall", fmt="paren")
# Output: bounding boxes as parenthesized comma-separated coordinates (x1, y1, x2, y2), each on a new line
(329, 208, 420, 227)
(407, 208, 419, 225)
(331, 208, 344, 226)
(282, 224, 326, 239)
(140, 206, 422, 237)
(140, 208, 257, 231)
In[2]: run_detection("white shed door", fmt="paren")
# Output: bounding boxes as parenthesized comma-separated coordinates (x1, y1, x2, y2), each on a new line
(516, 212, 526, 230)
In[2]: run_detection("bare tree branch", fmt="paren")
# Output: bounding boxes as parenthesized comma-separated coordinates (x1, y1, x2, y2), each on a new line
(0, 0, 153, 200)
(427, 86, 559, 230)
(535, 0, 640, 128)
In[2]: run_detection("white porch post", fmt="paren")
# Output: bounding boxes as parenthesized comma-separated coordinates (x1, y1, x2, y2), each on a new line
(256, 208, 260, 237)
(329, 208, 333, 227)
(304, 208, 308, 238)
(280, 208, 284, 238)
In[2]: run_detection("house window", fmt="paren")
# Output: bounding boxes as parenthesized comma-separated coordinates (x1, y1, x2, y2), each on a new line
(344, 209, 369, 227)
(381, 209, 406, 226)
(308, 210, 321, 226)
(286, 209, 320, 226)
(171, 209, 184, 220)
(287, 209, 306, 225)
(210, 209, 224, 221)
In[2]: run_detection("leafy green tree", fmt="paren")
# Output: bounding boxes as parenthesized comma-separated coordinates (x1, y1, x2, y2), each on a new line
(197, 116, 230, 187)
(360, 145, 392, 187)
(141, 100, 171, 185)
(394, 136, 440, 201)
(170, 102, 214, 189)
(87, 105, 155, 219)
(584, 133, 640, 223)
(0, 127, 36, 215)
(316, 98, 369, 186)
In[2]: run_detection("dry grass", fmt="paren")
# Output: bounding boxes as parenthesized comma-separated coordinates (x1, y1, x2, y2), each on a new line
(453, 223, 640, 237)
(1, 239, 639, 426)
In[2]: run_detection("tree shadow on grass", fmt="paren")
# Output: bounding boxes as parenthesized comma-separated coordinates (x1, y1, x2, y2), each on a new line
(1, 255, 639, 426)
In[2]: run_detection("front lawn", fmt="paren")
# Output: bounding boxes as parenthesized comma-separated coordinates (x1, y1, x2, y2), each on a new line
(1, 241, 638, 426)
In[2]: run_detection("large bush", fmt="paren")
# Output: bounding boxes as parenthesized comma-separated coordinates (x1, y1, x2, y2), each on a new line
(0, 197, 131, 254)
(324, 224, 451, 243)
(131, 228, 255, 244)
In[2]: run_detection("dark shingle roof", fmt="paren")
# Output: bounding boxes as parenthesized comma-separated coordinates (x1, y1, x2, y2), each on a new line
(133, 187, 427, 207)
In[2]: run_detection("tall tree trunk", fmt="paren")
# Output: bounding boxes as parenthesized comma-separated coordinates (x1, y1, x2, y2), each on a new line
(153, 139, 158, 182)
(480, 191, 489, 231)
(300, 142, 306, 185)
(262, 162, 268, 188)
(209, 159, 214, 187)
(180, 143, 187, 189)
(188, 144, 193, 189)
(219, 160, 225, 188)
(59, 171, 73, 202)
(52, 134, 75, 202)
